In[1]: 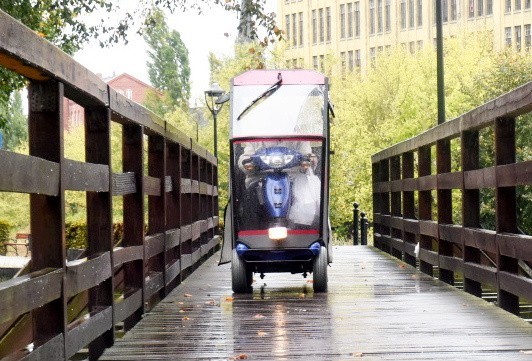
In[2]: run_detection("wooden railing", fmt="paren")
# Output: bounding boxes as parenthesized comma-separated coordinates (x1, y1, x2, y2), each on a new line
(372, 81, 532, 316)
(0, 10, 219, 360)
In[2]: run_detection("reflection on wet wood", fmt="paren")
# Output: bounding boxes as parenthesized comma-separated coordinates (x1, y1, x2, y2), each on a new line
(100, 246, 532, 360)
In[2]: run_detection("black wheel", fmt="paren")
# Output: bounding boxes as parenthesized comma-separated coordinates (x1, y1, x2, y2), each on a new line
(313, 246, 328, 293)
(232, 250, 252, 293)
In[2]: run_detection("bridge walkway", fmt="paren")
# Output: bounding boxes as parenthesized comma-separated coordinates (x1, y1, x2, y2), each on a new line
(100, 246, 532, 360)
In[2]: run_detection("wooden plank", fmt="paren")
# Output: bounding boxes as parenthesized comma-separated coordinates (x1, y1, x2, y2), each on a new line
(181, 178, 192, 194)
(419, 220, 438, 238)
(191, 248, 201, 264)
(191, 142, 206, 157)
(497, 233, 532, 262)
(199, 181, 209, 195)
(418, 175, 437, 191)
(191, 180, 200, 194)
(191, 222, 201, 242)
(145, 233, 165, 260)
(63, 158, 109, 192)
(108, 87, 165, 135)
(213, 186, 218, 196)
(463, 262, 497, 287)
(464, 168, 497, 189)
(0, 150, 59, 195)
(65, 252, 112, 298)
(165, 228, 181, 250)
(15, 333, 65, 361)
(0, 269, 62, 324)
(164, 176, 173, 193)
(213, 216, 219, 227)
(516, 160, 532, 185)
(113, 246, 144, 269)
(114, 289, 143, 324)
(112, 172, 136, 196)
(498, 271, 532, 301)
(438, 171, 462, 190)
(402, 177, 417, 192)
(439, 224, 463, 245)
(165, 259, 181, 286)
(145, 272, 164, 299)
(165, 123, 191, 149)
(0, 11, 107, 105)
(462, 228, 497, 254)
(143, 175, 161, 196)
(65, 306, 113, 358)
(181, 254, 193, 270)
(418, 248, 438, 266)
(439, 255, 463, 272)
(181, 225, 192, 242)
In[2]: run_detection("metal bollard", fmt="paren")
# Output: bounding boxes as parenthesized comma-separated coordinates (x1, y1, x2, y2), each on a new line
(360, 212, 368, 246)
(353, 202, 359, 245)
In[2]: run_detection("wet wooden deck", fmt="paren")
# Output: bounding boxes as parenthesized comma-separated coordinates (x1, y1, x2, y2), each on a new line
(100, 246, 532, 360)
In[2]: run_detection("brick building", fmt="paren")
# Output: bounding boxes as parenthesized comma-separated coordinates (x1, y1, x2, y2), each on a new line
(64, 73, 155, 130)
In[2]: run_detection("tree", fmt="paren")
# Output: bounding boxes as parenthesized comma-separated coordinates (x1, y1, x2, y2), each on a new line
(143, 8, 190, 111)
(1, 91, 28, 150)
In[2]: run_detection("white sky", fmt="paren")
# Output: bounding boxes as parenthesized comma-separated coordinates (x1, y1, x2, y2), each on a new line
(74, 2, 277, 105)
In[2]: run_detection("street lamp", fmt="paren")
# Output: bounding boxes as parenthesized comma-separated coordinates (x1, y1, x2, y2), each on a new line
(204, 83, 229, 158)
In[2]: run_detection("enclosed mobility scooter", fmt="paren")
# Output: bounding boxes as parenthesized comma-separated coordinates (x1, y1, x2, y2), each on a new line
(220, 69, 333, 293)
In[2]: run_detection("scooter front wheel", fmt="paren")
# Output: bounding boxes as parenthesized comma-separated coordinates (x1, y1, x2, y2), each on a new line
(313, 246, 328, 293)
(232, 249, 252, 293)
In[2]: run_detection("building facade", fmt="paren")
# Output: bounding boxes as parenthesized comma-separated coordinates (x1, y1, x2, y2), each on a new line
(278, 0, 531, 74)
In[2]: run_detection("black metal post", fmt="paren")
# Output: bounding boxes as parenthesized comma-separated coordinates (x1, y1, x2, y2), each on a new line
(360, 212, 368, 246)
(436, 0, 446, 125)
(212, 112, 218, 158)
(353, 202, 359, 245)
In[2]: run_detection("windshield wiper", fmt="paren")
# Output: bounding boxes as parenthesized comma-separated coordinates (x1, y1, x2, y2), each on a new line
(237, 73, 282, 120)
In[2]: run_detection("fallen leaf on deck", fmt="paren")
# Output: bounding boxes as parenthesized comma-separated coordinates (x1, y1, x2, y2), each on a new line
(257, 331, 268, 337)
(182, 316, 190, 321)
(253, 314, 265, 319)
(184, 294, 192, 298)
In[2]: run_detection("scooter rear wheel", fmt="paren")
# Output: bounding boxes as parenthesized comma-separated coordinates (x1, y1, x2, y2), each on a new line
(232, 249, 252, 293)
(313, 246, 328, 292)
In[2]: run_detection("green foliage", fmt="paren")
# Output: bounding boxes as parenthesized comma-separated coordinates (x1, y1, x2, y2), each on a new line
(1, 91, 28, 150)
(0, 220, 11, 255)
(65, 221, 87, 249)
(143, 8, 190, 111)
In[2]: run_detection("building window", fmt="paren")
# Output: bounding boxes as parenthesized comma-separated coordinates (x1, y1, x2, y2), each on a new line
(505, 27, 512, 47)
(348, 3, 354, 37)
(319, 8, 324, 42)
(312, 9, 317, 43)
(313, 55, 318, 70)
(355, 49, 361, 69)
(409, 0, 415, 28)
(126, 89, 133, 99)
(326, 8, 331, 42)
(515, 0, 522, 11)
(409, 41, 415, 54)
(370, 47, 376, 66)
(348, 50, 354, 72)
(377, 0, 383, 33)
(515, 26, 522, 50)
(526, 0, 531, 9)
(451, 0, 458, 20)
(478, 0, 484, 15)
(299, 12, 304, 45)
(293, 59, 298, 68)
(341, 52, 346, 74)
(355, 2, 361, 37)
(417, 40, 423, 50)
(525, 24, 531, 50)
(417, 0, 423, 26)
(285, 15, 290, 45)
(469, 0, 475, 18)
(487, 0, 493, 15)
(442, 0, 449, 22)
(319, 54, 325, 73)
(506, 0, 512, 12)
(370, 0, 376, 35)
(400, 0, 407, 29)
(292, 13, 297, 46)
(340, 4, 346, 39)
(385, 0, 391, 31)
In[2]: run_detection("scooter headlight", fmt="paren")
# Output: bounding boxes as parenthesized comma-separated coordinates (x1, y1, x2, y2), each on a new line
(260, 154, 294, 168)
(268, 226, 288, 240)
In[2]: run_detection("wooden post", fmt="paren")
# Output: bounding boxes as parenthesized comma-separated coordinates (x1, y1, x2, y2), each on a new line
(122, 124, 145, 331)
(166, 141, 181, 292)
(495, 117, 519, 315)
(418, 146, 433, 276)
(461, 130, 482, 297)
(402, 151, 416, 267)
(437, 139, 454, 285)
(390, 156, 402, 259)
(85, 107, 114, 360)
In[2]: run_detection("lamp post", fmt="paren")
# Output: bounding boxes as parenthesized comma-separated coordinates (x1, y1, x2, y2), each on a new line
(204, 83, 229, 158)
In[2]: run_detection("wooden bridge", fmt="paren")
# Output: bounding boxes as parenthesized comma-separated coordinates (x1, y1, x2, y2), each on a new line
(0, 9, 531, 361)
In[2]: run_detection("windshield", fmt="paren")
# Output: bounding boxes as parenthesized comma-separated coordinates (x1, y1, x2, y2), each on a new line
(231, 84, 326, 138)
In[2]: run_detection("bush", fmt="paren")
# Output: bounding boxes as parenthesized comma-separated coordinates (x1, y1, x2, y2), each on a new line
(0, 220, 11, 254)
(65, 222, 125, 250)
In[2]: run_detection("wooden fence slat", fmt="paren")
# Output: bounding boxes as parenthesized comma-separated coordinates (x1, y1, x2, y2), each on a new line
(145, 233, 165, 260)
(0, 150, 59, 195)
(143, 176, 161, 196)
(113, 246, 144, 269)
(17, 333, 65, 361)
(63, 158, 109, 192)
(113, 289, 143, 324)
(65, 306, 113, 358)
(112, 172, 136, 196)
(0, 269, 63, 324)
(65, 253, 112, 298)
